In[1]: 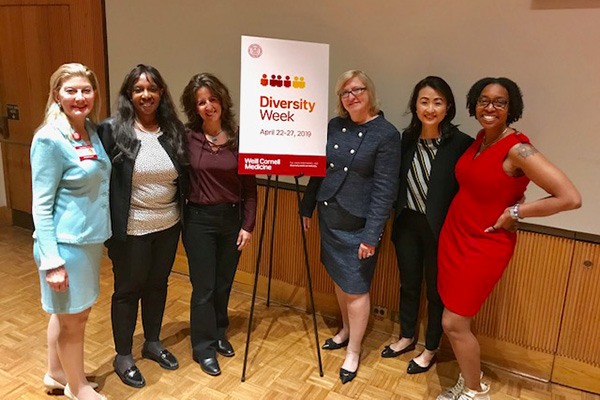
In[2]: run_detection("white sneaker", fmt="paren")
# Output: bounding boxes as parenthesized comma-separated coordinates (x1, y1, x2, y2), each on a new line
(436, 372, 484, 400)
(457, 382, 490, 400)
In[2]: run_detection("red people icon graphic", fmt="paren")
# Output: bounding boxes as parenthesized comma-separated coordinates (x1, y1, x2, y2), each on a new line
(260, 73, 306, 89)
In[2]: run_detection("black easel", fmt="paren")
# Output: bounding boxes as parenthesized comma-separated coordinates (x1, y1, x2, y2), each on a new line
(241, 175, 324, 381)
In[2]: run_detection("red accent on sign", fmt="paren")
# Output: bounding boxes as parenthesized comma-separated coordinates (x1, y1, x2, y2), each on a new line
(238, 153, 326, 177)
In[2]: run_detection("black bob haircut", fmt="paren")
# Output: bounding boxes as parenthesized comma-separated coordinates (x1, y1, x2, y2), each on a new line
(466, 77, 524, 125)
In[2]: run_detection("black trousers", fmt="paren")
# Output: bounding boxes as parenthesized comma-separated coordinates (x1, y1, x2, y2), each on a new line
(183, 202, 242, 359)
(393, 208, 444, 351)
(108, 223, 180, 355)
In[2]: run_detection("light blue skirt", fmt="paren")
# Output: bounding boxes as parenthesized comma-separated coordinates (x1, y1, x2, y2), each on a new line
(33, 241, 103, 314)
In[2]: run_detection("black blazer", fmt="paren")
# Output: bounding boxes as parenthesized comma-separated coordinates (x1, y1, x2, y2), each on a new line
(394, 127, 473, 240)
(98, 118, 188, 241)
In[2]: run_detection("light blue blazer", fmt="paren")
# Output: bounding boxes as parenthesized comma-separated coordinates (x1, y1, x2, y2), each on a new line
(31, 118, 112, 270)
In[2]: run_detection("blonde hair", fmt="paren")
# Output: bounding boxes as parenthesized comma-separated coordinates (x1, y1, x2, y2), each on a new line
(334, 70, 380, 118)
(40, 63, 101, 130)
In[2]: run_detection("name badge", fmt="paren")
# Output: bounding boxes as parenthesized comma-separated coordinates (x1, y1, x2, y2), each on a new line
(75, 145, 98, 161)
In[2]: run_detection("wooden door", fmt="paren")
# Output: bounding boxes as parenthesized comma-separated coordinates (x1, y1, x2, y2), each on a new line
(0, 0, 106, 226)
(552, 241, 600, 394)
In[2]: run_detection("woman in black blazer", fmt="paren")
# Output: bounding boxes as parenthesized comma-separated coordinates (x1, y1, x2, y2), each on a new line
(380, 76, 473, 374)
(98, 64, 187, 388)
(301, 70, 401, 384)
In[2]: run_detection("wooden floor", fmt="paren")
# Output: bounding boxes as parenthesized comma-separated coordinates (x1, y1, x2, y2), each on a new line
(1, 225, 598, 400)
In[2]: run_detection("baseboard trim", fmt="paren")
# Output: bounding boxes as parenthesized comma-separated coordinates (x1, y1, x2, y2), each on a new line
(0, 206, 12, 226)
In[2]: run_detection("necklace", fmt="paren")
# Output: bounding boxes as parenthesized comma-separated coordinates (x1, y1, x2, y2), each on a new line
(481, 127, 509, 150)
(134, 119, 160, 134)
(205, 129, 223, 143)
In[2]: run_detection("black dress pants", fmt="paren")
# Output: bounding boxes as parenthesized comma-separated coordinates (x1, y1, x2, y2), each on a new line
(108, 223, 180, 355)
(183, 202, 242, 359)
(393, 208, 444, 351)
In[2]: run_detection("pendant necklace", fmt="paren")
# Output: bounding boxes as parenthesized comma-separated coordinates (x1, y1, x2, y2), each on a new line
(482, 127, 509, 150)
(206, 129, 223, 143)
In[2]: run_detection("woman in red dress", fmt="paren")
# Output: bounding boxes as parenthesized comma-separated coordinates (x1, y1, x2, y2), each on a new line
(436, 77, 581, 400)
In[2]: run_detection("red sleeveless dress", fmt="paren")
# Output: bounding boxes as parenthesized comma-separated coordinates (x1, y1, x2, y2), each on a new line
(438, 131, 531, 317)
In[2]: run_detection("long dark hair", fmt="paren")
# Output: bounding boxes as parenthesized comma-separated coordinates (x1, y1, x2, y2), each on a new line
(404, 76, 458, 140)
(180, 73, 238, 149)
(113, 64, 187, 164)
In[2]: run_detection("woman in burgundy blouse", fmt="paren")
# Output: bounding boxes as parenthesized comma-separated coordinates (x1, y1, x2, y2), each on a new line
(180, 73, 257, 377)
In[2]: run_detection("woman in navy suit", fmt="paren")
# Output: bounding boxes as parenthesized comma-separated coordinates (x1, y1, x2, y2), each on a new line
(380, 76, 472, 374)
(300, 70, 401, 384)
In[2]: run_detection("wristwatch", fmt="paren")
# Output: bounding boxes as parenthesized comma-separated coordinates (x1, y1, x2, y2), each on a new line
(508, 203, 521, 220)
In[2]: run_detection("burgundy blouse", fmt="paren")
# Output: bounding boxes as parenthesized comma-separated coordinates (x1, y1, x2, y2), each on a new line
(187, 130, 257, 232)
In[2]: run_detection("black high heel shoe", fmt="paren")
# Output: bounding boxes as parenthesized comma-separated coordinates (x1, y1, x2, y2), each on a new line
(339, 367, 357, 384)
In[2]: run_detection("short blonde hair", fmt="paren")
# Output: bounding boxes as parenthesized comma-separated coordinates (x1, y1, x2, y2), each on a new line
(334, 70, 380, 118)
(42, 63, 101, 127)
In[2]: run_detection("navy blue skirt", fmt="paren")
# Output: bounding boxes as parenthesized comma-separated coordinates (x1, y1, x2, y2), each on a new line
(317, 201, 378, 294)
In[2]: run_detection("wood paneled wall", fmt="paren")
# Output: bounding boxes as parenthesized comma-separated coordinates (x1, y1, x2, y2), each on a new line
(552, 241, 600, 393)
(476, 232, 573, 352)
(475, 232, 575, 379)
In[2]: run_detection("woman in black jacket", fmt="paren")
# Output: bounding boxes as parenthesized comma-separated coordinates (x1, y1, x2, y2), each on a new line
(98, 64, 187, 389)
(380, 76, 472, 374)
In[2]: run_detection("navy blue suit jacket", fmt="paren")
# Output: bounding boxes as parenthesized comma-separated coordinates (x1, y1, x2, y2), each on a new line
(301, 114, 401, 246)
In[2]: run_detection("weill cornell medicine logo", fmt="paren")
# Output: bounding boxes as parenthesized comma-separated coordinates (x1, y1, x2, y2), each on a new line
(260, 74, 306, 89)
(248, 43, 263, 58)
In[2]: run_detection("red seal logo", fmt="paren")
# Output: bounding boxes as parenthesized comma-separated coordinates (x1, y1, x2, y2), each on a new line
(248, 44, 263, 58)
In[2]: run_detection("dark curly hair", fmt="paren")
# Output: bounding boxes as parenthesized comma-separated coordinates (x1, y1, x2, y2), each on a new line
(180, 73, 238, 149)
(466, 77, 524, 125)
(404, 76, 458, 141)
(112, 64, 187, 165)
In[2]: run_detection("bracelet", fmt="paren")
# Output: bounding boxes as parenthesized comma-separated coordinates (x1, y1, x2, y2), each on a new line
(508, 203, 521, 220)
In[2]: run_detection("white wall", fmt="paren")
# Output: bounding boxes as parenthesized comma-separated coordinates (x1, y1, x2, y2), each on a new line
(105, 0, 600, 234)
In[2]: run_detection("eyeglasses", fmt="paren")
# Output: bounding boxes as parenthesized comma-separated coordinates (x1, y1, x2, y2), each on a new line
(340, 87, 367, 99)
(477, 97, 508, 110)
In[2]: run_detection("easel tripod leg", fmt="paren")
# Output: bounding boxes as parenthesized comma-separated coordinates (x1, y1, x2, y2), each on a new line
(241, 176, 272, 381)
(295, 176, 324, 376)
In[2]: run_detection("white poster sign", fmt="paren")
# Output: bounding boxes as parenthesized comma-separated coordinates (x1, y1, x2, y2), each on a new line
(239, 35, 329, 176)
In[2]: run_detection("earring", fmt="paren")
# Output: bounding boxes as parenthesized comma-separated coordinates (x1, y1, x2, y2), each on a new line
(56, 102, 62, 110)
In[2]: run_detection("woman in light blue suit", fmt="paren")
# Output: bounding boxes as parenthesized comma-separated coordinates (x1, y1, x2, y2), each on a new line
(31, 63, 111, 400)
(300, 70, 401, 384)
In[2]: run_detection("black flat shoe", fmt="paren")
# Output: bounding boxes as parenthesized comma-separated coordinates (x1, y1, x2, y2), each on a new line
(194, 356, 221, 376)
(113, 358, 146, 388)
(216, 339, 235, 357)
(322, 337, 349, 350)
(407, 354, 436, 374)
(142, 347, 179, 370)
(339, 367, 357, 384)
(380, 339, 416, 358)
